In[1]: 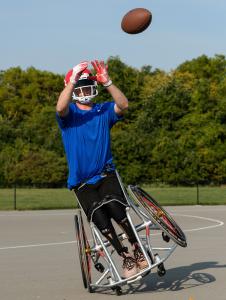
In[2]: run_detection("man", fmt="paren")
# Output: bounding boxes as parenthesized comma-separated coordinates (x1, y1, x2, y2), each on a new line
(56, 60, 148, 278)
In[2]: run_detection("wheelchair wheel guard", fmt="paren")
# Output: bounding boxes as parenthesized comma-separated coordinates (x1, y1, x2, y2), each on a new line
(128, 185, 187, 248)
(74, 211, 93, 293)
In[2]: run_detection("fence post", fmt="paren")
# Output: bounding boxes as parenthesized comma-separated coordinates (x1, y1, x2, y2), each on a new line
(14, 184, 17, 210)
(196, 183, 199, 205)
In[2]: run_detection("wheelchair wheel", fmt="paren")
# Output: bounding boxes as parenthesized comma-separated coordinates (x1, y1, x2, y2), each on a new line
(74, 211, 93, 293)
(128, 185, 187, 248)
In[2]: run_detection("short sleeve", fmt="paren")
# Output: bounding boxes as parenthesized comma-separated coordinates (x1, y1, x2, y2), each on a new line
(107, 102, 123, 127)
(56, 104, 74, 129)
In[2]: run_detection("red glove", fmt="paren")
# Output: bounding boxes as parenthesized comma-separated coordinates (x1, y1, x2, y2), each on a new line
(70, 61, 89, 84)
(91, 60, 112, 87)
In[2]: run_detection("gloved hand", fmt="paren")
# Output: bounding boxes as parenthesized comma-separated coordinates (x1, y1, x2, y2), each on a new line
(91, 60, 112, 87)
(70, 61, 89, 84)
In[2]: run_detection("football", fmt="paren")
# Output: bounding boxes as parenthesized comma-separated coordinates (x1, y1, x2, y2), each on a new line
(121, 8, 152, 34)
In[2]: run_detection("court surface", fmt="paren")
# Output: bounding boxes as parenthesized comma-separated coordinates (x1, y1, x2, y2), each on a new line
(0, 205, 225, 300)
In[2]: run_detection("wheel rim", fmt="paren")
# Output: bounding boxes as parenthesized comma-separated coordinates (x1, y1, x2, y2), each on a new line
(74, 215, 87, 288)
(129, 186, 187, 247)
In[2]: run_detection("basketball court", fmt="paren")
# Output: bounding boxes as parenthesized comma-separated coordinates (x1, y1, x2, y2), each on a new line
(0, 206, 225, 300)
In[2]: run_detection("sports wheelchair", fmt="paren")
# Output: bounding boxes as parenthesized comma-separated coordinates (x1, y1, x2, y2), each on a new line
(74, 171, 187, 295)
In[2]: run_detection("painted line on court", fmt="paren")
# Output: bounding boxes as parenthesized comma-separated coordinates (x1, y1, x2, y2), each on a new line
(0, 212, 75, 217)
(0, 214, 224, 251)
(1, 207, 226, 217)
(146, 214, 224, 237)
(0, 241, 75, 250)
(172, 213, 224, 232)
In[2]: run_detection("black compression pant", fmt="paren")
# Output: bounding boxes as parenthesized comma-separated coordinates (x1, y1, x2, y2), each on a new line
(74, 172, 138, 254)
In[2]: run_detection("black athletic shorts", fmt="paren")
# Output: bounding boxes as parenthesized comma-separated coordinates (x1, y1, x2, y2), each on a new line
(73, 171, 128, 220)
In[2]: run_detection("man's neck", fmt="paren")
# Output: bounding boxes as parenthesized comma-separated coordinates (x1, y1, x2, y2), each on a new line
(76, 102, 93, 111)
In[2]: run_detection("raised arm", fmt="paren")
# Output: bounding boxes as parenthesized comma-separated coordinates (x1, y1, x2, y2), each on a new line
(56, 61, 88, 117)
(91, 60, 128, 115)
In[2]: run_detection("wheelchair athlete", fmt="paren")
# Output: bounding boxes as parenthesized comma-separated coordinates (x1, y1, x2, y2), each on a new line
(56, 60, 148, 278)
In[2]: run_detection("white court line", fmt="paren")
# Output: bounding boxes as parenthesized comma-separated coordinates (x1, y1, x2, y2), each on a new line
(168, 207, 226, 213)
(147, 214, 224, 237)
(0, 214, 224, 251)
(0, 212, 75, 217)
(0, 241, 75, 250)
(172, 213, 224, 232)
(1, 207, 226, 217)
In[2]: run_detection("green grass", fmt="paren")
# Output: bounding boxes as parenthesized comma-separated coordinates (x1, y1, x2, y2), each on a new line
(141, 185, 226, 205)
(0, 185, 226, 210)
(0, 188, 77, 210)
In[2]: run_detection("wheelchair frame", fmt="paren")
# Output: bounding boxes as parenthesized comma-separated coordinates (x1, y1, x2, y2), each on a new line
(74, 171, 187, 295)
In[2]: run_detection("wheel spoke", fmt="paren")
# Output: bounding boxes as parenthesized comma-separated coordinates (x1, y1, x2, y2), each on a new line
(129, 186, 187, 247)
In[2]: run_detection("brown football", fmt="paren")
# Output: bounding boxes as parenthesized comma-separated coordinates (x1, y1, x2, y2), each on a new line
(121, 8, 152, 34)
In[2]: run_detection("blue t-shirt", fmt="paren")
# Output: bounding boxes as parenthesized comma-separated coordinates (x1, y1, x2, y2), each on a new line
(56, 101, 122, 189)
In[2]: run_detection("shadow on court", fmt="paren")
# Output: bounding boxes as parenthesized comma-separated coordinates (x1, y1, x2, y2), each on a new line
(88, 261, 226, 296)
(127, 261, 226, 294)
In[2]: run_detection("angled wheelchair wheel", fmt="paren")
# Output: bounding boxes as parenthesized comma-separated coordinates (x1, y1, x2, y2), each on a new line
(74, 211, 93, 293)
(128, 185, 187, 248)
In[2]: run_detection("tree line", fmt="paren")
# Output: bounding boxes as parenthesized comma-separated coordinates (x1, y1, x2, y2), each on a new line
(0, 54, 225, 187)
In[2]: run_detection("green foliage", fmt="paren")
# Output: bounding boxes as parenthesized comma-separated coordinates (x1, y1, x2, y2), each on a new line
(0, 67, 66, 187)
(0, 55, 226, 187)
(112, 55, 226, 185)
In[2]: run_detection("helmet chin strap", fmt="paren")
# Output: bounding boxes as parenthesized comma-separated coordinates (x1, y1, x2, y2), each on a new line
(77, 97, 94, 104)
(72, 90, 97, 104)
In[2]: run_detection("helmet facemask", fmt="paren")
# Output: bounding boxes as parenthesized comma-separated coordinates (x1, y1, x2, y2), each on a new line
(72, 78, 98, 104)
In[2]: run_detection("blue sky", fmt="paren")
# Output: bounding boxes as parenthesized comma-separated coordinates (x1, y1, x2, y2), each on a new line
(1, 0, 225, 75)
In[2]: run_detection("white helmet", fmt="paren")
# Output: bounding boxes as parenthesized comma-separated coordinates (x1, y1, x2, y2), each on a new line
(64, 69, 98, 104)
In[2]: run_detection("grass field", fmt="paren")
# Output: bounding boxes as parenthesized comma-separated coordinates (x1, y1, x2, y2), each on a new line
(142, 185, 226, 205)
(0, 185, 226, 210)
(0, 188, 76, 210)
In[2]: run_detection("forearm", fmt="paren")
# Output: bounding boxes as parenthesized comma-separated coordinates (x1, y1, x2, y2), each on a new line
(56, 82, 74, 116)
(106, 84, 128, 111)
(91, 60, 128, 112)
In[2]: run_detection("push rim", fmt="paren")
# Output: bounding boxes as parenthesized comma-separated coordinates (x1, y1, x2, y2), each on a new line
(128, 185, 187, 247)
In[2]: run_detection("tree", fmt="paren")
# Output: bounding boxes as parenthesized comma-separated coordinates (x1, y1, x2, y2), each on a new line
(0, 55, 226, 187)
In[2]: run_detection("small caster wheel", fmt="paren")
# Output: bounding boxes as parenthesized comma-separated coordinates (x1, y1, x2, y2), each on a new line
(111, 285, 122, 296)
(94, 263, 105, 273)
(162, 232, 170, 243)
(87, 284, 94, 293)
(157, 263, 166, 277)
(115, 286, 122, 296)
